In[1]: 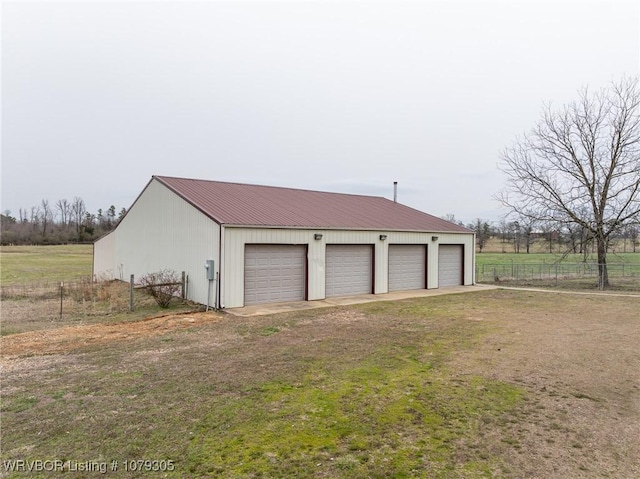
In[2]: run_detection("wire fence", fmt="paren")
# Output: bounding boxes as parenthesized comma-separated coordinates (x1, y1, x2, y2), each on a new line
(1, 275, 194, 335)
(476, 262, 640, 290)
(3, 276, 95, 300)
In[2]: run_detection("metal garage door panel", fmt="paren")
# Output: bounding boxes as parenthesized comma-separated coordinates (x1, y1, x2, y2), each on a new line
(244, 245, 306, 305)
(326, 245, 373, 297)
(438, 244, 463, 287)
(388, 245, 426, 291)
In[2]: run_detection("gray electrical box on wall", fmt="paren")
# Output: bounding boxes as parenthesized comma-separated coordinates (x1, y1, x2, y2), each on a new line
(205, 260, 215, 280)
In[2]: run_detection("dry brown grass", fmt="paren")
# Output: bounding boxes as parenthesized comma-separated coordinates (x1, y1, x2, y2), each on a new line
(1, 280, 198, 336)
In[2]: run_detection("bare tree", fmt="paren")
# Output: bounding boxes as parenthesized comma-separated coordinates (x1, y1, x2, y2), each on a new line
(469, 218, 492, 253)
(513, 215, 536, 254)
(498, 78, 640, 289)
(71, 196, 86, 238)
(39, 199, 54, 239)
(56, 199, 71, 229)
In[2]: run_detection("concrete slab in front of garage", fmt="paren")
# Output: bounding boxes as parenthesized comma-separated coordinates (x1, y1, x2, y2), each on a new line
(224, 284, 497, 317)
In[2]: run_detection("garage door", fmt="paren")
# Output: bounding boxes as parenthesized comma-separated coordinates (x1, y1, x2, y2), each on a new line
(325, 245, 373, 297)
(438, 244, 464, 287)
(388, 244, 426, 291)
(244, 245, 306, 305)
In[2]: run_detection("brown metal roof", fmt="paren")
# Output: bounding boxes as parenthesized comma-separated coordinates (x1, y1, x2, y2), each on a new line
(153, 175, 471, 233)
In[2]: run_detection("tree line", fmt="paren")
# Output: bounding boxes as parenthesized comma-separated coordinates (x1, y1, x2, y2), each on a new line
(1, 197, 127, 245)
(444, 214, 639, 257)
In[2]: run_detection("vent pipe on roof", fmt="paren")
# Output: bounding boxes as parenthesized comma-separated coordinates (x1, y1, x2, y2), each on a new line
(393, 181, 398, 203)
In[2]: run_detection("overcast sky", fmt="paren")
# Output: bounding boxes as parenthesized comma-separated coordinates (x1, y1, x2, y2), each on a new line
(2, 1, 639, 225)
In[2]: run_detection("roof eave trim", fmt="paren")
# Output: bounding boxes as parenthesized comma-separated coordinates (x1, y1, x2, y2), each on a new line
(221, 224, 472, 234)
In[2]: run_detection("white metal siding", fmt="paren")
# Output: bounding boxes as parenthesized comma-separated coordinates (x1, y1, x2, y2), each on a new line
(244, 245, 306, 305)
(438, 244, 463, 287)
(93, 231, 116, 280)
(222, 228, 475, 308)
(388, 244, 426, 291)
(92, 179, 219, 305)
(325, 245, 373, 297)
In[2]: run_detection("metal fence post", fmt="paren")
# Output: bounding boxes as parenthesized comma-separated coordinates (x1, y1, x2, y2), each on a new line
(181, 271, 186, 299)
(130, 274, 135, 312)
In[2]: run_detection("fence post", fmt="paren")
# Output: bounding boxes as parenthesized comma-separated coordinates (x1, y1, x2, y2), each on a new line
(181, 271, 186, 299)
(59, 282, 64, 320)
(130, 274, 135, 312)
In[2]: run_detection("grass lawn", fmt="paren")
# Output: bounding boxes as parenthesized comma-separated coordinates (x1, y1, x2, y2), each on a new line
(475, 251, 640, 266)
(1, 244, 94, 285)
(2, 290, 639, 478)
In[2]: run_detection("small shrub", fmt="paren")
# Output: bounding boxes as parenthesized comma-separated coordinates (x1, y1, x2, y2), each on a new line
(139, 269, 182, 308)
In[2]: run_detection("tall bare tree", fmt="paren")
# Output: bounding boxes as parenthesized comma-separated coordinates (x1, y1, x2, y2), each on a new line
(40, 199, 54, 239)
(71, 196, 86, 238)
(498, 77, 640, 289)
(56, 198, 71, 229)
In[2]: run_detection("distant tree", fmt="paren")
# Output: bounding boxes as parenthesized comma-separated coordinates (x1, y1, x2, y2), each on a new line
(622, 222, 639, 253)
(97, 208, 104, 229)
(29, 206, 41, 236)
(118, 207, 127, 223)
(18, 208, 27, 224)
(505, 215, 537, 254)
(56, 199, 70, 228)
(441, 214, 465, 227)
(39, 199, 54, 240)
(3, 196, 126, 245)
(80, 212, 96, 240)
(107, 205, 116, 228)
(71, 197, 86, 239)
(469, 218, 492, 252)
(0, 213, 17, 245)
(498, 77, 640, 289)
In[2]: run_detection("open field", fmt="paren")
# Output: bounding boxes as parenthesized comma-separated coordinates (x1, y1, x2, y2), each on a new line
(475, 253, 640, 292)
(475, 240, 640, 291)
(476, 251, 640, 266)
(2, 289, 639, 478)
(1, 245, 93, 286)
(478, 237, 639, 256)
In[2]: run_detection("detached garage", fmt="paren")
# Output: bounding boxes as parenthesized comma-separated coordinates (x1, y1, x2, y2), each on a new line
(94, 175, 475, 309)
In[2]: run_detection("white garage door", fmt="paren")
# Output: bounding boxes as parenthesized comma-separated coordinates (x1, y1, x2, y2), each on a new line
(438, 244, 464, 287)
(244, 245, 306, 305)
(325, 245, 373, 297)
(388, 244, 427, 291)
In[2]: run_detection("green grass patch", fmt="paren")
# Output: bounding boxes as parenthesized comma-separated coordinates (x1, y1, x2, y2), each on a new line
(475, 251, 640, 267)
(1, 395, 40, 413)
(187, 350, 524, 478)
(1, 244, 93, 285)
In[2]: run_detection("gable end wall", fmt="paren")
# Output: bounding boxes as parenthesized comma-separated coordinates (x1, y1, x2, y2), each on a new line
(93, 179, 220, 304)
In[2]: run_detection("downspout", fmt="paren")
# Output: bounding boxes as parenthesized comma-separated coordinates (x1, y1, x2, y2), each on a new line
(218, 224, 224, 309)
(472, 232, 477, 285)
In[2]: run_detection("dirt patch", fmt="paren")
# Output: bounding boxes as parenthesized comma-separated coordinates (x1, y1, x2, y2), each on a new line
(0, 311, 222, 358)
(447, 290, 640, 478)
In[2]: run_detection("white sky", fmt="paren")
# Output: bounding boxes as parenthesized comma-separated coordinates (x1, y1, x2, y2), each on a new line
(2, 0, 639, 225)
